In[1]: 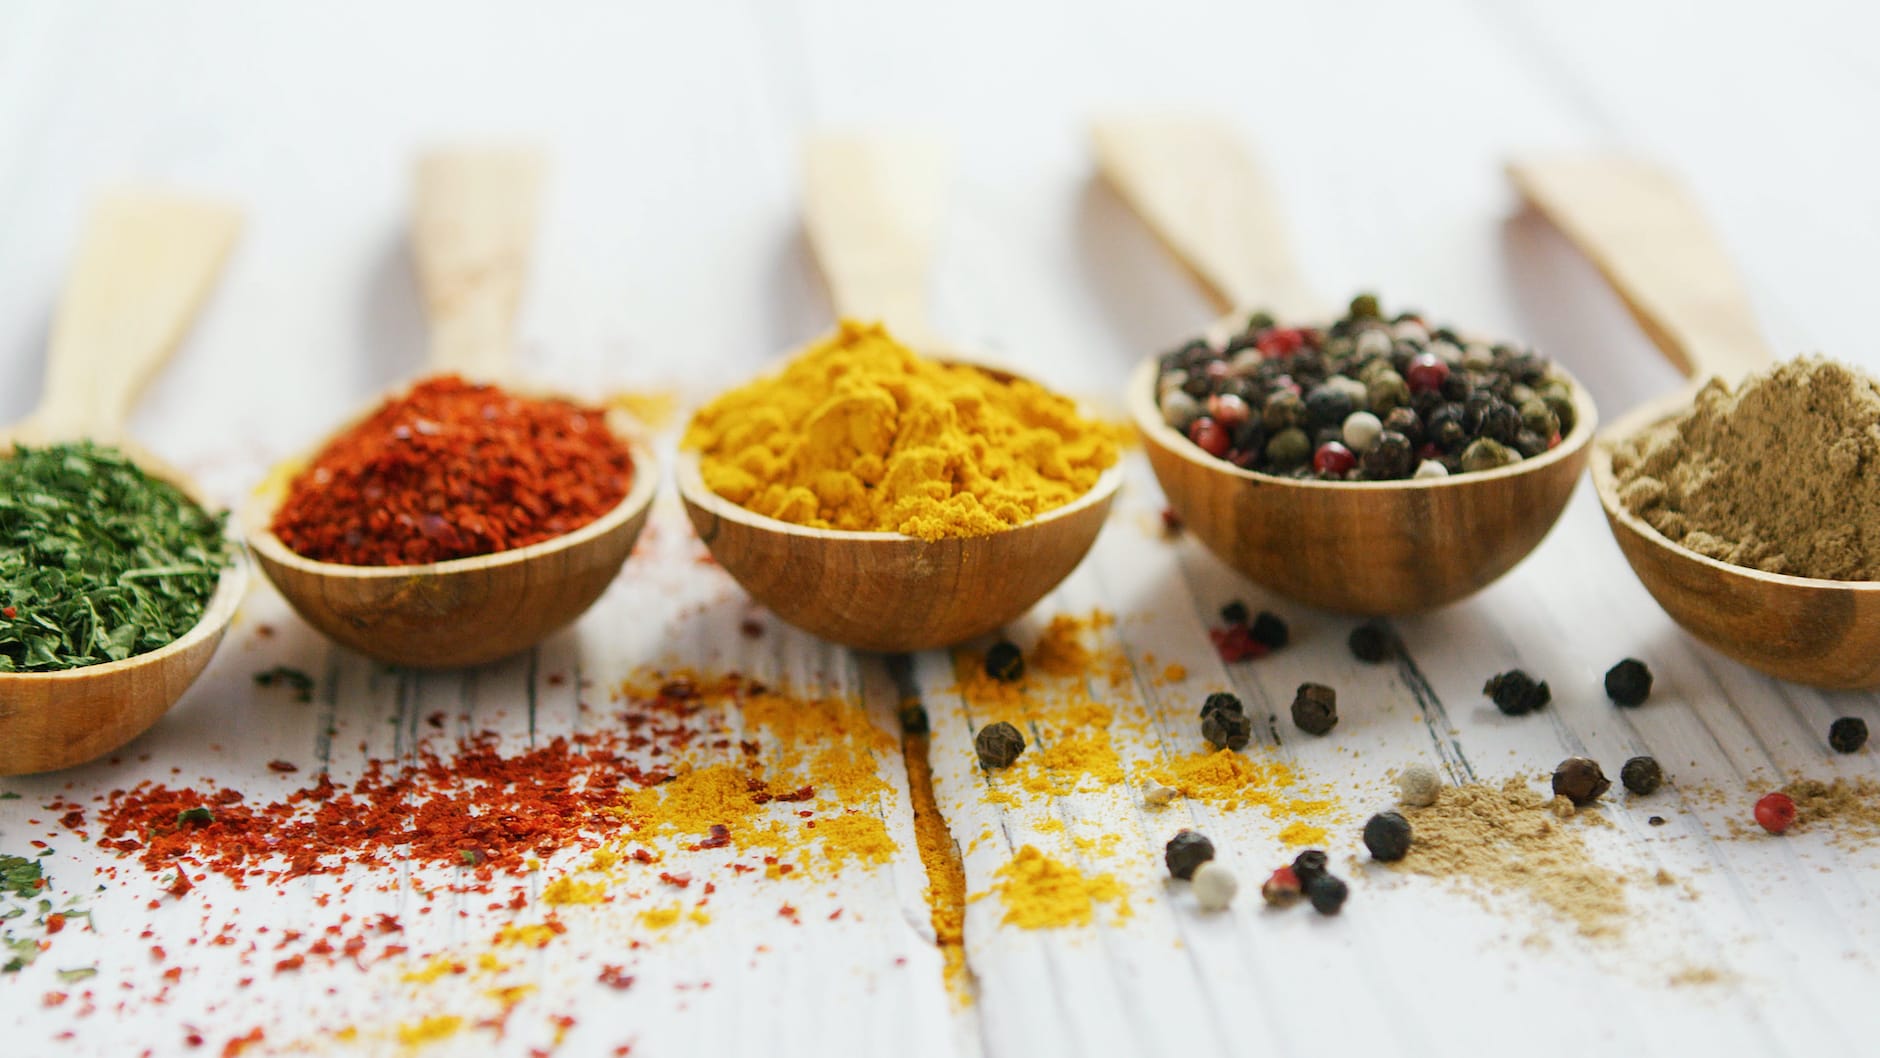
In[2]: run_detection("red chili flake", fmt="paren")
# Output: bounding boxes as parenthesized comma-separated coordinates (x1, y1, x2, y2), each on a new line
(221, 1028, 264, 1058)
(184, 1033, 203, 1048)
(151, 946, 166, 961)
(266, 761, 297, 774)
(269, 375, 635, 566)
(1755, 792, 1797, 834)
(163, 967, 183, 983)
(597, 965, 635, 991)
(43, 991, 68, 1008)
(698, 824, 732, 850)
(657, 872, 692, 889)
(59, 810, 85, 828)
(1160, 507, 1184, 534)
(739, 618, 764, 639)
(44, 913, 65, 934)
(2, 606, 15, 619)
(1256, 327, 1308, 359)
(165, 871, 193, 898)
(828, 909, 843, 921)
(773, 785, 815, 803)
(1209, 625, 1269, 663)
(273, 955, 304, 973)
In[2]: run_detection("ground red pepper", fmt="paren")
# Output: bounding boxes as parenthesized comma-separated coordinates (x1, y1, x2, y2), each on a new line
(270, 374, 634, 566)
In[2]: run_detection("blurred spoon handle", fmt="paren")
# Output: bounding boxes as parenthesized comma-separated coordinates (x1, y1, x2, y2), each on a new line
(802, 133, 950, 344)
(413, 147, 544, 381)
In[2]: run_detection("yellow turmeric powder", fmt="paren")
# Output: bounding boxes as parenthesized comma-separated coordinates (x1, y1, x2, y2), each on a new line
(685, 320, 1117, 539)
(981, 845, 1129, 929)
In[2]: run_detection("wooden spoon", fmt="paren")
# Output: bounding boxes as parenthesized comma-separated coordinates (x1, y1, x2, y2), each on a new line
(1510, 156, 1880, 689)
(0, 191, 244, 775)
(245, 149, 658, 669)
(1095, 116, 1597, 614)
(675, 134, 1122, 652)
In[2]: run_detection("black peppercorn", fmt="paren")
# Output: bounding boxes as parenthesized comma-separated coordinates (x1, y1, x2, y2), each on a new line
(1829, 716, 1868, 754)
(1362, 811, 1413, 862)
(1382, 406, 1423, 446)
(1359, 429, 1414, 480)
(1512, 430, 1549, 459)
(1552, 756, 1610, 806)
(1477, 399, 1522, 444)
(1200, 692, 1243, 719)
(1620, 755, 1663, 796)
(1164, 829, 1215, 880)
(1347, 621, 1393, 663)
(1262, 390, 1307, 433)
(985, 641, 1024, 682)
(1483, 670, 1549, 715)
(897, 703, 930, 736)
(1604, 659, 1653, 707)
(1250, 611, 1289, 649)
(1304, 385, 1355, 428)
(1427, 403, 1468, 450)
(1305, 873, 1348, 915)
(1219, 601, 1250, 626)
(1291, 683, 1338, 736)
(1648, 815, 1666, 826)
(1291, 849, 1329, 887)
(1203, 708, 1253, 751)
(974, 721, 1026, 769)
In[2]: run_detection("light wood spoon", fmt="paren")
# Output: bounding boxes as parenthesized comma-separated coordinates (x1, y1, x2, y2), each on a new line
(0, 191, 244, 775)
(675, 134, 1122, 652)
(1095, 116, 1597, 614)
(245, 149, 658, 669)
(1510, 156, 1880, 689)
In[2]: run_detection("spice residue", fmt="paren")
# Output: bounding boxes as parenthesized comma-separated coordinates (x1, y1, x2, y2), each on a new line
(981, 845, 1129, 929)
(685, 320, 1117, 540)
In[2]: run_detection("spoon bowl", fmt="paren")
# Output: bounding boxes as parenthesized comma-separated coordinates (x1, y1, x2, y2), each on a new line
(245, 418, 658, 669)
(0, 191, 243, 774)
(677, 444, 1120, 653)
(1511, 156, 1880, 689)
(1129, 356, 1597, 614)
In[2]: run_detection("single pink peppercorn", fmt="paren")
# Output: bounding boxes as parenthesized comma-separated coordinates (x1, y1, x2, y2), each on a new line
(1405, 353, 1450, 393)
(1188, 417, 1231, 458)
(1313, 441, 1358, 477)
(1754, 792, 1796, 834)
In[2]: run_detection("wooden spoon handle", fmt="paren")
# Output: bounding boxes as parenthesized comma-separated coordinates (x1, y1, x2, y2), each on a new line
(412, 148, 544, 380)
(26, 191, 241, 443)
(1091, 116, 1317, 320)
(1507, 156, 1772, 386)
(802, 134, 950, 342)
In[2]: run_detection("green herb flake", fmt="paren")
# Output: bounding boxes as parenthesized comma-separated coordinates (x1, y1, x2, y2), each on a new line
(0, 442, 232, 672)
(0, 855, 44, 899)
(0, 792, 19, 800)
(253, 665, 314, 702)
(176, 807, 215, 827)
(56, 966, 98, 984)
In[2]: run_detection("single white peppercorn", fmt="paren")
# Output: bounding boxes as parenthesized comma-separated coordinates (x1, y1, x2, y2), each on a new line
(1192, 861, 1239, 911)
(1413, 459, 1449, 479)
(1160, 390, 1202, 430)
(1396, 763, 1443, 807)
(1341, 411, 1384, 453)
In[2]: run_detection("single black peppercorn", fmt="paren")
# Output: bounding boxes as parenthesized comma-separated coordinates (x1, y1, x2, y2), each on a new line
(1164, 829, 1215, 880)
(1829, 716, 1868, 754)
(1483, 670, 1550, 716)
(1200, 692, 1244, 719)
(1304, 385, 1355, 428)
(1291, 849, 1329, 887)
(1347, 621, 1392, 664)
(897, 703, 930, 736)
(1604, 658, 1653, 707)
(974, 721, 1026, 769)
(985, 641, 1024, 682)
(1250, 611, 1289, 649)
(1305, 874, 1348, 915)
(1552, 756, 1611, 806)
(1291, 683, 1338, 736)
(1362, 811, 1413, 862)
(1648, 815, 1667, 826)
(1620, 755, 1663, 796)
(1360, 430, 1415, 480)
(1219, 601, 1251, 626)
(1203, 708, 1253, 751)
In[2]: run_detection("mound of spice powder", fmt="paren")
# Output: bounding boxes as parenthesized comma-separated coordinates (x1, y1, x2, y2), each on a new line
(270, 374, 633, 566)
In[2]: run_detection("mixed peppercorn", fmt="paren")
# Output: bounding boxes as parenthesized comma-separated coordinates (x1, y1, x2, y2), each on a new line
(1154, 295, 1574, 481)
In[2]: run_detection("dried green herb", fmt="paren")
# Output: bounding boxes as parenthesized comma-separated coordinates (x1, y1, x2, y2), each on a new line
(254, 665, 314, 702)
(56, 966, 98, 984)
(0, 442, 231, 672)
(0, 854, 43, 900)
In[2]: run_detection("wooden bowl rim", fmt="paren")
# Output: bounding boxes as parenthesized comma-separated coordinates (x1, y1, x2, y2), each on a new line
(244, 430, 661, 581)
(0, 437, 250, 687)
(1127, 353, 1600, 492)
(1591, 393, 1880, 592)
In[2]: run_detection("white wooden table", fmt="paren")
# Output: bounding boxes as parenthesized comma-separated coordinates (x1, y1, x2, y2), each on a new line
(4, 3, 1879, 1056)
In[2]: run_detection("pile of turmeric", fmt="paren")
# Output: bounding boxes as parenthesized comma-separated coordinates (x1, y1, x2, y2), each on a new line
(685, 320, 1118, 540)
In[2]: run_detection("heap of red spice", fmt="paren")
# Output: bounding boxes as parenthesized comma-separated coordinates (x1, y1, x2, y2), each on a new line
(270, 374, 634, 566)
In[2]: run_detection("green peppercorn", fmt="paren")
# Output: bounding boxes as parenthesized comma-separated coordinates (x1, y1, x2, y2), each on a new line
(985, 641, 1024, 682)
(1513, 430, 1550, 459)
(1164, 829, 1216, 880)
(1459, 438, 1519, 473)
(1362, 811, 1413, 861)
(1620, 756, 1664, 796)
(1291, 683, 1338, 736)
(975, 721, 1026, 768)
(1542, 392, 1576, 436)
(1247, 311, 1276, 332)
(1262, 390, 1308, 433)
(1604, 659, 1653, 707)
(1265, 428, 1312, 469)
(1349, 293, 1381, 320)
(1519, 399, 1559, 440)
(1366, 372, 1411, 416)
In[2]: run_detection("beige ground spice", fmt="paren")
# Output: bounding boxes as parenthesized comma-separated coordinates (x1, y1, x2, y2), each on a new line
(1611, 358, 1880, 580)
(1392, 777, 1629, 938)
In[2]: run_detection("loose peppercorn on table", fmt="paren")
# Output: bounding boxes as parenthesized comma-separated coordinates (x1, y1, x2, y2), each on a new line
(4, 6, 1880, 1058)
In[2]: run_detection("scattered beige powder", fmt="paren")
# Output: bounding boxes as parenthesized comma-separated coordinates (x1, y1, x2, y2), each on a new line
(1392, 777, 1630, 938)
(1772, 777, 1880, 848)
(1611, 357, 1880, 580)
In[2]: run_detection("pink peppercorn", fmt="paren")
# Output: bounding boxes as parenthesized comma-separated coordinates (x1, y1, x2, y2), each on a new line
(1754, 792, 1796, 834)
(1313, 441, 1358, 477)
(1188, 417, 1231, 458)
(1405, 353, 1450, 393)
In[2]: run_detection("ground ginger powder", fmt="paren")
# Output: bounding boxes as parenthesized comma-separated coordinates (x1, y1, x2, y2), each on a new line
(1611, 357, 1880, 580)
(685, 319, 1117, 539)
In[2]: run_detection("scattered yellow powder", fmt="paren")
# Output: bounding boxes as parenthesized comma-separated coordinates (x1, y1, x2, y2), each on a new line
(541, 877, 606, 906)
(1156, 750, 1335, 823)
(1162, 664, 1187, 683)
(1277, 820, 1328, 846)
(401, 956, 466, 984)
(1017, 732, 1126, 796)
(685, 319, 1117, 539)
(809, 812, 896, 868)
(981, 845, 1129, 929)
(492, 923, 561, 949)
(1394, 778, 1629, 939)
(905, 730, 973, 1005)
(395, 1015, 463, 1049)
(638, 906, 682, 930)
(588, 848, 621, 871)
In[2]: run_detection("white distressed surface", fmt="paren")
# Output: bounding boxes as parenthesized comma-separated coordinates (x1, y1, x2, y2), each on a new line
(2, 2, 1879, 1056)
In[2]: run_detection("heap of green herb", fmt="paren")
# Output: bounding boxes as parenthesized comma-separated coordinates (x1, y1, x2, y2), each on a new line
(0, 442, 231, 672)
